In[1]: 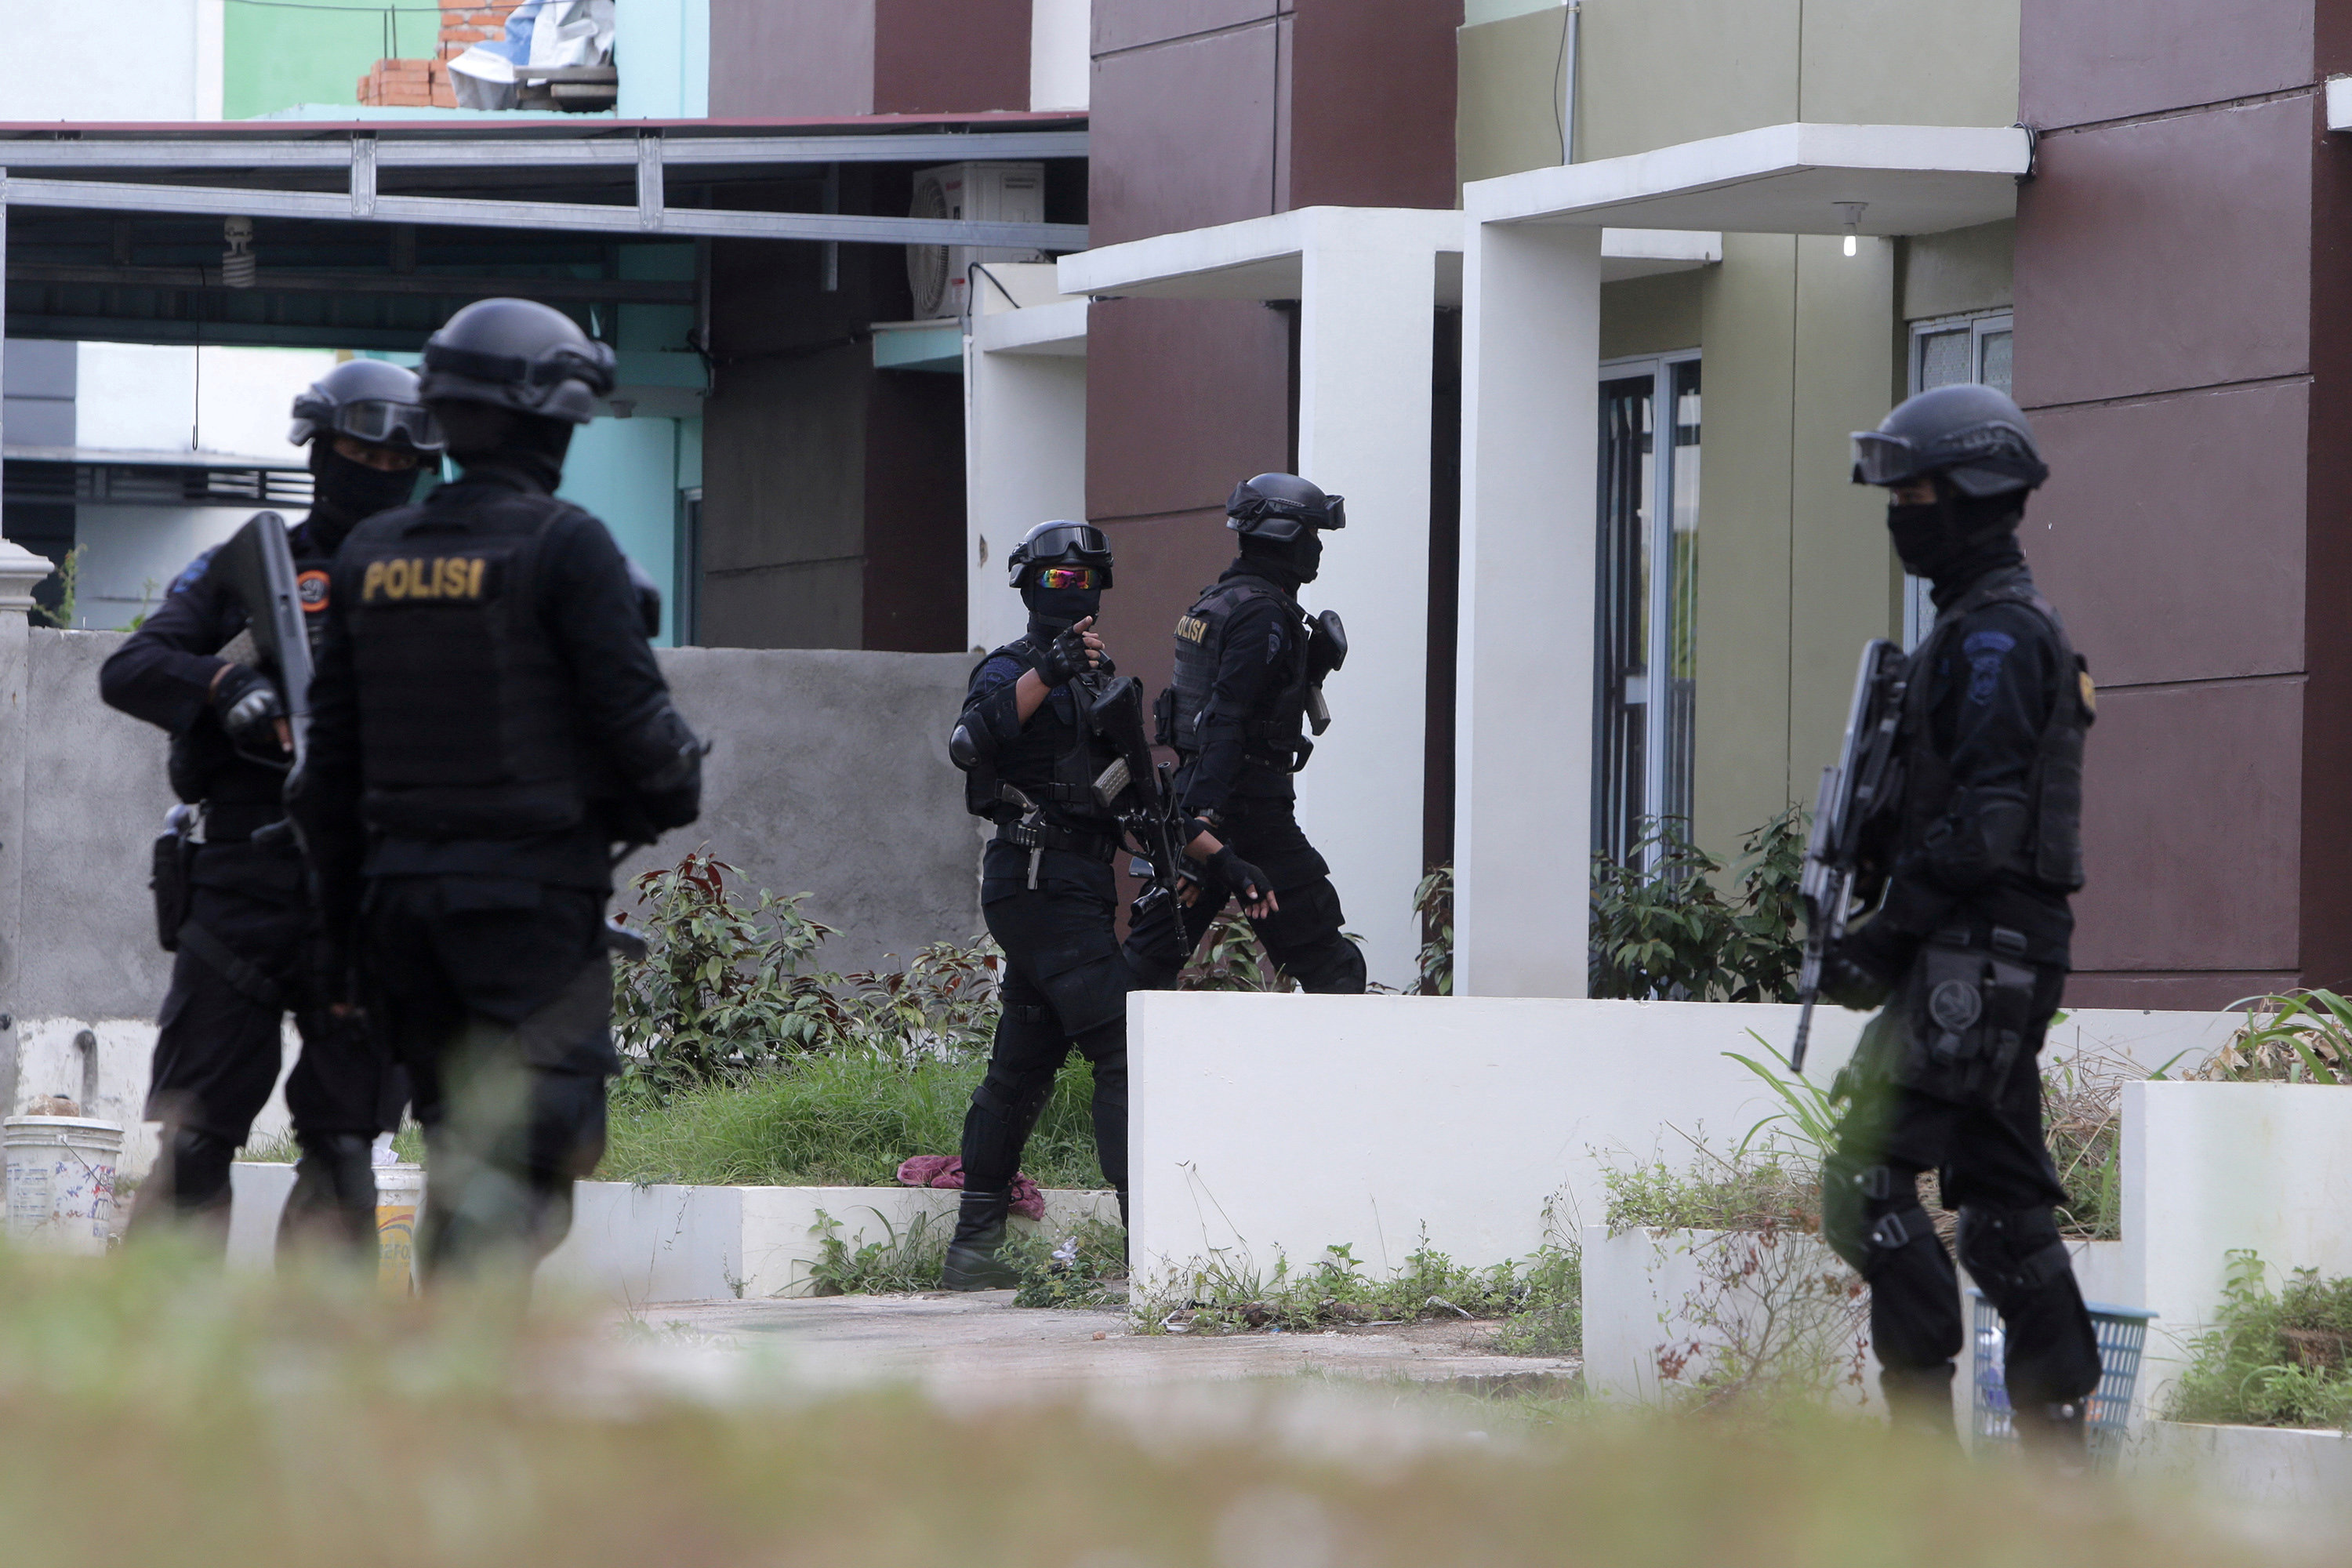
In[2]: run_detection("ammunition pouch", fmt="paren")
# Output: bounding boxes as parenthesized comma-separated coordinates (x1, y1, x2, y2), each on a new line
(150, 808, 198, 953)
(1893, 927, 2037, 1105)
(995, 819, 1120, 864)
(1152, 684, 1178, 749)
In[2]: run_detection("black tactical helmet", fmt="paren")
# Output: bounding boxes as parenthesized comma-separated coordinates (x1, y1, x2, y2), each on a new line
(1006, 520, 1114, 590)
(288, 358, 445, 454)
(419, 297, 618, 425)
(1851, 383, 2049, 499)
(1226, 472, 1345, 541)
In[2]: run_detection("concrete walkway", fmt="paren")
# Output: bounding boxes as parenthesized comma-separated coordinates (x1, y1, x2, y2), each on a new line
(628, 1290, 1581, 1396)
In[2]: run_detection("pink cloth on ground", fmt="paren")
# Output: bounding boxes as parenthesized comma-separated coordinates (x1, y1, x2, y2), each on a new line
(895, 1155, 1045, 1220)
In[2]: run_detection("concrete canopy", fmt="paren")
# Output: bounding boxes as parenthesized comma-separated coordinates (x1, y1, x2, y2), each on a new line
(1468, 122, 2032, 236)
(1057, 206, 1719, 304)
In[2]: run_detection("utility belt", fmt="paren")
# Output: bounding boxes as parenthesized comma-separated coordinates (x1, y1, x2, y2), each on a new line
(149, 804, 297, 1011)
(1849, 924, 2040, 1106)
(993, 817, 1120, 864)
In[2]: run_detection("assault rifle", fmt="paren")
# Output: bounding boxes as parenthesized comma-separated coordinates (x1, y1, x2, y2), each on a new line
(1083, 673, 1187, 904)
(1791, 637, 1908, 1073)
(202, 510, 313, 773)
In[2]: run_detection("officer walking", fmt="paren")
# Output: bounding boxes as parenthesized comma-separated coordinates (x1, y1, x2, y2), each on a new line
(1818, 384, 2102, 1454)
(941, 521, 1181, 1289)
(293, 298, 704, 1280)
(100, 360, 442, 1252)
(1160, 474, 1364, 993)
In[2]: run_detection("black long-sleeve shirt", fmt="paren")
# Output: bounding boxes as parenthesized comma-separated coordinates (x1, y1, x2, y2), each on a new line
(1176, 566, 1304, 818)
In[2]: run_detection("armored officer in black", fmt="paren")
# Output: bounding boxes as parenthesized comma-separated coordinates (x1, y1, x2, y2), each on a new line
(942, 521, 1183, 1289)
(1160, 474, 1365, 993)
(294, 298, 703, 1280)
(1818, 384, 2102, 1455)
(100, 359, 441, 1251)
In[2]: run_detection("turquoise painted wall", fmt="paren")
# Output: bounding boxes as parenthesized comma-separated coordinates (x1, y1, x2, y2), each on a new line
(560, 416, 683, 644)
(616, 0, 711, 118)
(225, 5, 443, 118)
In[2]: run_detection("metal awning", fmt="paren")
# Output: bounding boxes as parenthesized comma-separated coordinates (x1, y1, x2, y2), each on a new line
(1466, 122, 2031, 236)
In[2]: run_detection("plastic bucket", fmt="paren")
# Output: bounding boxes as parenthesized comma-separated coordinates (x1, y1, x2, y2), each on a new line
(4, 1116, 125, 1254)
(375, 1163, 425, 1292)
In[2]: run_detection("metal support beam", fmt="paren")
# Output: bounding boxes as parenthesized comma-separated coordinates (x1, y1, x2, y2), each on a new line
(0, 129, 1088, 172)
(5, 262, 694, 303)
(636, 132, 663, 232)
(2, 174, 1087, 249)
(350, 132, 376, 219)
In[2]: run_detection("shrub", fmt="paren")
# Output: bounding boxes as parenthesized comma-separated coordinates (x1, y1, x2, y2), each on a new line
(2194, 989, 2352, 1083)
(1589, 808, 1806, 1003)
(2166, 1251, 2352, 1429)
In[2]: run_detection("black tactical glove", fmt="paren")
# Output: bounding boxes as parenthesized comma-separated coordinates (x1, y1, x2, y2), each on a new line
(1822, 923, 1904, 1012)
(1031, 626, 1097, 688)
(1207, 844, 1272, 905)
(212, 664, 288, 757)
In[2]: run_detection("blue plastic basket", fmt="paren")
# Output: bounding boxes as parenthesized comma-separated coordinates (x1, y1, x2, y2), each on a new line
(1971, 1291, 2156, 1467)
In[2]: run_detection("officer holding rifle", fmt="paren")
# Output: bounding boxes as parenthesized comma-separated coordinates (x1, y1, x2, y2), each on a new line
(1804, 384, 2102, 1455)
(942, 521, 1184, 1289)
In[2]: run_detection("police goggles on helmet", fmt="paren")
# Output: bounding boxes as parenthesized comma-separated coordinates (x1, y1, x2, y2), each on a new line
(1227, 493, 1345, 540)
(1851, 423, 2038, 488)
(291, 393, 447, 455)
(1020, 521, 1110, 561)
(1032, 566, 1102, 590)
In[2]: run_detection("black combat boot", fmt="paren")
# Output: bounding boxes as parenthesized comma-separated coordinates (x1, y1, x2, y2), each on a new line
(1879, 1362, 1959, 1443)
(942, 1188, 1022, 1290)
(2013, 1399, 2091, 1473)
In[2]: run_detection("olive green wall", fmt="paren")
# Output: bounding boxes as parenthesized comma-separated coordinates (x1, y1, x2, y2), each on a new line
(225, 7, 425, 118)
(1461, 0, 2017, 859)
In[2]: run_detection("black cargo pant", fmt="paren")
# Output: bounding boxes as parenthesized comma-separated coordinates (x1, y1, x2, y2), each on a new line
(135, 835, 388, 1229)
(361, 874, 615, 1280)
(1177, 800, 1366, 993)
(965, 843, 1129, 1203)
(1824, 965, 2102, 1419)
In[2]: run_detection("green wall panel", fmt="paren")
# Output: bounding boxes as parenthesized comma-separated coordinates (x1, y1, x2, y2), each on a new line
(225, 5, 441, 119)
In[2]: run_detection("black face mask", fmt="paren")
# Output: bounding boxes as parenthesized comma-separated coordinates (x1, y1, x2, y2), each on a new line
(1022, 585, 1100, 633)
(1886, 499, 1952, 578)
(1240, 530, 1322, 586)
(309, 441, 424, 550)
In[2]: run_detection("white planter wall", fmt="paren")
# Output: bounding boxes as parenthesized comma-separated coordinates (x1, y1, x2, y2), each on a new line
(1128, 993, 2235, 1291)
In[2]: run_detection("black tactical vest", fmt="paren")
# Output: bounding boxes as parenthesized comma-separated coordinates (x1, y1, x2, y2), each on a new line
(1896, 572, 2093, 895)
(1164, 573, 1311, 783)
(341, 491, 588, 839)
(963, 637, 1122, 831)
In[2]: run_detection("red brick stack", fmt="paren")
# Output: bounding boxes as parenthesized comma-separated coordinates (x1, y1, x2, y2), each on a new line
(354, 0, 529, 107)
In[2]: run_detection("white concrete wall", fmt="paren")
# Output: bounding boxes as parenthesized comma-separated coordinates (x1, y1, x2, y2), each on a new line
(2123, 1082, 2352, 1414)
(72, 503, 263, 630)
(1127, 992, 2238, 1292)
(1453, 216, 1602, 996)
(76, 343, 337, 457)
(963, 307, 1087, 656)
(0, 0, 216, 121)
(1029, 0, 1089, 112)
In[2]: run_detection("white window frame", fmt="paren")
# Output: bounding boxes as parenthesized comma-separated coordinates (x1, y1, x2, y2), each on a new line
(1901, 310, 2013, 648)
(1598, 348, 1700, 858)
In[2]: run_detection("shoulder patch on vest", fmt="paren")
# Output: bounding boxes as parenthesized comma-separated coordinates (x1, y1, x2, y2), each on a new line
(1175, 613, 1208, 644)
(167, 546, 220, 601)
(1962, 628, 2015, 706)
(2078, 669, 2097, 716)
(359, 554, 497, 604)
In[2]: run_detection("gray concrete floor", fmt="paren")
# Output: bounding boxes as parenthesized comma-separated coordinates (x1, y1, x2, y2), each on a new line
(625, 1290, 1581, 1397)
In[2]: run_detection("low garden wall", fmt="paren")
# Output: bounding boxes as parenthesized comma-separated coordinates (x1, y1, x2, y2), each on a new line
(1126, 993, 2236, 1296)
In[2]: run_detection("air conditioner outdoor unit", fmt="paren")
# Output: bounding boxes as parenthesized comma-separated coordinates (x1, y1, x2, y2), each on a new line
(906, 162, 1047, 321)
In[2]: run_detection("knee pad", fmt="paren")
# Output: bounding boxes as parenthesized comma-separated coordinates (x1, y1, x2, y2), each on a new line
(1955, 1205, 2071, 1310)
(1820, 1156, 1931, 1279)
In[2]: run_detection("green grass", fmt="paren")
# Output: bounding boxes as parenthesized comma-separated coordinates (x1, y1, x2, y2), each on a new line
(2167, 1251, 2352, 1429)
(598, 1052, 1105, 1190)
(0, 1244, 2318, 1568)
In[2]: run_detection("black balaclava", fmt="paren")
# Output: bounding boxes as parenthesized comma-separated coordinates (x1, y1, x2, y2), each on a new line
(306, 439, 423, 552)
(1022, 578, 1101, 637)
(1236, 529, 1322, 591)
(1889, 477, 2024, 599)
(433, 402, 573, 495)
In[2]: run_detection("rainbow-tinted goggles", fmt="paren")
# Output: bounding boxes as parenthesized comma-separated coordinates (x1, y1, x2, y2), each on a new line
(1032, 566, 1103, 590)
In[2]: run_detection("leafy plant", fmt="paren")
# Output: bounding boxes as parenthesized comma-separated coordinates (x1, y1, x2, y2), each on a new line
(29, 543, 83, 630)
(2196, 989, 2352, 1083)
(1009, 1215, 1131, 1308)
(1603, 1145, 1821, 1236)
(1414, 863, 1454, 996)
(804, 1207, 949, 1295)
(2166, 1251, 2352, 1429)
(1178, 909, 1287, 992)
(1588, 808, 1806, 1003)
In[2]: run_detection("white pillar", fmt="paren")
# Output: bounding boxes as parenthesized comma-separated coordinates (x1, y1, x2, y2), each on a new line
(963, 327, 1087, 654)
(1292, 211, 1436, 992)
(1454, 218, 1602, 997)
(0, 537, 51, 1114)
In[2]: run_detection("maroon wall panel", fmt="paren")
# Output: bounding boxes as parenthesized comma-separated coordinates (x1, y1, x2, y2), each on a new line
(1089, 24, 1283, 243)
(2296, 85, 2352, 988)
(1093, 0, 1281, 57)
(862, 372, 967, 652)
(1288, 0, 1460, 212)
(2027, 381, 2307, 688)
(2020, 0, 2313, 129)
(874, 0, 1033, 113)
(1085, 299, 1291, 522)
(1098, 508, 1243, 718)
(2066, 969, 2303, 1011)
(2069, 679, 2304, 975)
(710, 0, 873, 117)
(2014, 98, 2311, 408)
